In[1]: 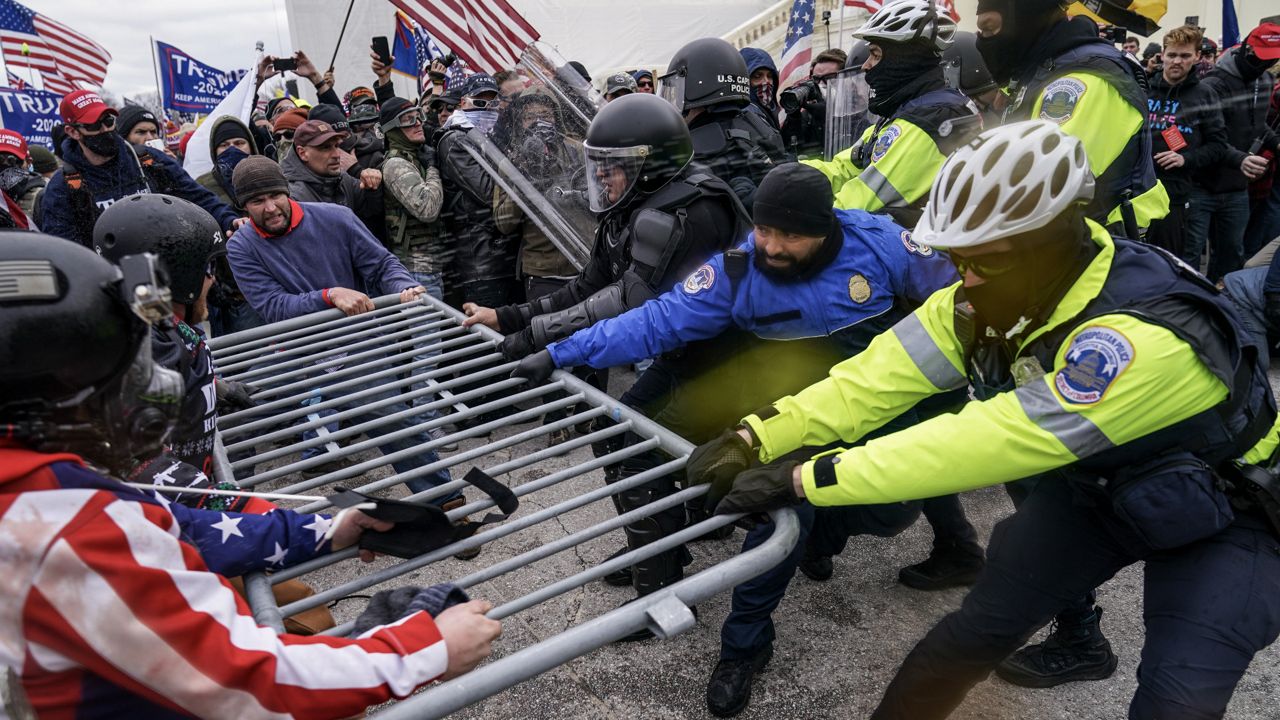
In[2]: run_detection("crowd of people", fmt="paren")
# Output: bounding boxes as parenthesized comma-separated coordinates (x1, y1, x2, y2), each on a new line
(3, 0, 1280, 718)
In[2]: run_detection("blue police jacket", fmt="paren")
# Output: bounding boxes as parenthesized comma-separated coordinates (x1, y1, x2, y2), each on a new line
(547, 208, 958, 370)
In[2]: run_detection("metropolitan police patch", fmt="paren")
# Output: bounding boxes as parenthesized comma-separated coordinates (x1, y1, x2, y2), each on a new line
(682, 264, 716, 295)
(1053, 326, 1134, 405)
(870, 125, 901, 162)
(901, 230, 934, 257)
(1039, 78, 1086, 124)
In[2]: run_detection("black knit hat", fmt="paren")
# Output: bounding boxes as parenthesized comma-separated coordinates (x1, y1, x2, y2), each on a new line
(379, 96, 417, 131)
(753, 163, 834, 237)
(231, 156, 290, 206)
(211, 120, 251, 150)
(117, 105, 160, 138)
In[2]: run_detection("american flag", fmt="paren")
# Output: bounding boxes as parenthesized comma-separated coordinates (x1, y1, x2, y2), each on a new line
(779, 0, 817, 92)
(5, 69, 23, 90)
(0, 0, 111, 92)
(844, 0, 961, 22)
(389, 0, 539, 75)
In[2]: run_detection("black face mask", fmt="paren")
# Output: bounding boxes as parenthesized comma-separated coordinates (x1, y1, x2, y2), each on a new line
(957, 214, 1095, 335)
(82, 131, 119, 158)
(216, 146, 249, 192)
(866, 43, 942, 115)
(1237, 47, 1278, 80)
(975, 31, 1029, 86)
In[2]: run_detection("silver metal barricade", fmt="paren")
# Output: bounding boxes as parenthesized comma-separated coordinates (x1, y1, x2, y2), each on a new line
(206, 293, 798, 718)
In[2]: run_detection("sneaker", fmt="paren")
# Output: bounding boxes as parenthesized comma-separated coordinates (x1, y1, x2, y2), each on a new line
(706, 644, 774, 717)
(995, 607, 1118, 688)
(898, 540, 985, 591)
(429, 425, 458, 452)
(441, 496, 482, 561)
(798, 548, 833, 582)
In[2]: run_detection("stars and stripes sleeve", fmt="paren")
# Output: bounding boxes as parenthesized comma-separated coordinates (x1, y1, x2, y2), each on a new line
(164, 501, 336, 578)
(23, 492, 450, 720)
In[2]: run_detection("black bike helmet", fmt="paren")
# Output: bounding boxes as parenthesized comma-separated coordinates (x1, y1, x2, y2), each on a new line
(93, 194, 222, 307)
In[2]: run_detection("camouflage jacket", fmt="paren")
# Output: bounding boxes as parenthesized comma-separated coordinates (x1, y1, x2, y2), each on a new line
(380, 140, 450, 275)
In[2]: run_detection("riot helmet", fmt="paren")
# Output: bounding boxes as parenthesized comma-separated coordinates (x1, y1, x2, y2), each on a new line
(0, 234, 184, 473)
(583, 93, 693, 213)
(942, 32, 998, 97)
(93, 194, 223, 308)
(659, 38, 751, 114)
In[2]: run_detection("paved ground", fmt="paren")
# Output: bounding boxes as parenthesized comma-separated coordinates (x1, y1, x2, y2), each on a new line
(257, 369, 1280, 720)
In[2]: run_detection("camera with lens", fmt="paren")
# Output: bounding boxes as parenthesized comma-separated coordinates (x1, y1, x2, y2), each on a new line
(1099, 24, 1127, 45)
(440, 53, 457, 68)
(780, 79, 822, 114)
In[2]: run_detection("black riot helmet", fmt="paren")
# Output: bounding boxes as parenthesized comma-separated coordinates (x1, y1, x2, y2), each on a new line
(0, 233, 184, 473)
(942, 32, 998, 97)
(846, 39, 874, 70)
(583, 93, 693, 213)
(93, 194, 223, 307)
(659, 38, 752, 114)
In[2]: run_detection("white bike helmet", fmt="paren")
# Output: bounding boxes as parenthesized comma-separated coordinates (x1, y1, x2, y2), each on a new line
(914, 120, 1095, 249)
(852, 0, 957, 52)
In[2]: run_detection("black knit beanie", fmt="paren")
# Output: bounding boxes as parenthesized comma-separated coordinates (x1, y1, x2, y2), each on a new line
(117, 105, 160, 138)
(753, 163, 835, 236)
(211, 121, 251, 149)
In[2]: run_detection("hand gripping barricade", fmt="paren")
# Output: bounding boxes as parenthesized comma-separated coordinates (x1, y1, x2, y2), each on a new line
(203, 293, 799, 718)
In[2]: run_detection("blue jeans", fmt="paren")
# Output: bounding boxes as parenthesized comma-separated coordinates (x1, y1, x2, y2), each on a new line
(1183, 188, 1251, 282)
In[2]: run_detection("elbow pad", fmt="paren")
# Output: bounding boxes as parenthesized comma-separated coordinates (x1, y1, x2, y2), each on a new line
(529, 271, 656, 348)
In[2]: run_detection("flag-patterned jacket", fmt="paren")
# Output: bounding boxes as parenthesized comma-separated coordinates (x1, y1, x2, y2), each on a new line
(0, 445, 449, 719)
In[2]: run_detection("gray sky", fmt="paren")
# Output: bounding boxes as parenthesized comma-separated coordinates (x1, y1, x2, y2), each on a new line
(23, 0, 294, 97)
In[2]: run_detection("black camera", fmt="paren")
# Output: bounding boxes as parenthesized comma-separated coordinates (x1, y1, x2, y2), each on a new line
(440, 53, 457, 68)
(1099, 24, 1127, 45)
(780, 79, 822, 114)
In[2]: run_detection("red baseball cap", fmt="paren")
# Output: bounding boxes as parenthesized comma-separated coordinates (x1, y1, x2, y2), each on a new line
(0, 129, 28, 160)
(58, 89, 117, 125)
(1247, 22, 1280, 61)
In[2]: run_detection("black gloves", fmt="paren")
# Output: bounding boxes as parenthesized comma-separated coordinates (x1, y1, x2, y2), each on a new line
(685, 428, 756, 509)
(714, 461, 803, 515)
(499, 327, 536, 361)
(417, 143, 437, 169)
(216, 379, 257, 413)
(510, 349, 556, 384)
(1264, 291, 1280, 335)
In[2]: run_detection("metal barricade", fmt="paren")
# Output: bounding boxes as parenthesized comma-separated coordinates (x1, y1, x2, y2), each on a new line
(207, 293, 798, 718)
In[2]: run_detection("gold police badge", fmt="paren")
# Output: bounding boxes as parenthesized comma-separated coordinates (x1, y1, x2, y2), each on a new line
(849, 274, 871, 303)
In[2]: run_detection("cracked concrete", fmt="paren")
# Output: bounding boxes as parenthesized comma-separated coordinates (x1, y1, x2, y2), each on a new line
(246, 368, 1280, 719)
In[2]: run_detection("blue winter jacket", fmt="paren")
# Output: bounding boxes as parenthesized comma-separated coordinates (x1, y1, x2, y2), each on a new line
(548, 208, 957, 370)
(41, 133, 239, 246)
(740, 47, 780, 129)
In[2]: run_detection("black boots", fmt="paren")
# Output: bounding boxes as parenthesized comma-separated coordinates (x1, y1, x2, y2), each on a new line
(897, 539, 985, 591)
(706, 644, 774, 717)
(996, 606, 1118, 688)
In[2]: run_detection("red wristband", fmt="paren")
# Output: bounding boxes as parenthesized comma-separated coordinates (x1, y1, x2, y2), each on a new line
(322, 288, 334, 306)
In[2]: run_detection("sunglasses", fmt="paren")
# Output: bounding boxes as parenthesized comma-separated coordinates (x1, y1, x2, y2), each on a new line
(637, 78, 654, 87)
(468, 97, 496, 109)
(951, 252, 1019, 280)
(75, 114, 117, 133)
(273, 129, 295, 142)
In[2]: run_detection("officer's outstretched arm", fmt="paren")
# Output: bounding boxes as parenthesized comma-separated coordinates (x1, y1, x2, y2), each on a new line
(742, 286, 967, 464)
(547, 255, 736, 370)
(798, 315, 1228, 507)
(833, 120, 946, 213)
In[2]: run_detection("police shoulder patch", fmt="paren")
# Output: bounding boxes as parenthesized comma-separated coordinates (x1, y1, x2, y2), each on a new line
(682, 264, 716, 295)
(1053, 325, 1134, 405)
(870, 124, 901, 163)
(1039, 77, 1086, 124)
(901, 230, 933, 257)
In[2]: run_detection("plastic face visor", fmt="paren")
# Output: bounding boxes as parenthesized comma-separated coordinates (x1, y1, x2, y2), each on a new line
(658, 70, 685, 114)
(583, 143, 649, 213)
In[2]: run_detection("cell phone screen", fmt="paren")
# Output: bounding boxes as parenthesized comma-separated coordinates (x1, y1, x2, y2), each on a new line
(372, 36, 392, 66)
(273, 58, 297, 72)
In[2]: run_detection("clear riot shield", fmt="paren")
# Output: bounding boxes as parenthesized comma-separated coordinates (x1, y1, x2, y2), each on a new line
(823, 67, 874, 162)
(453, 42, 602, 271)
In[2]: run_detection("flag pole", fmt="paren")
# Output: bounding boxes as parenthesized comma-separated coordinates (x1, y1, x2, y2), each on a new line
(150, 36, 165, 116)
(839, 1, 847, 48)
(327, 0, 358, 73)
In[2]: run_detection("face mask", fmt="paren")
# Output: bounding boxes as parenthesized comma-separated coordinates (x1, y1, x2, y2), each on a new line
(866, 43, 943, 115)
(1238, 47, 1278, 79)
(754, 81, 776, 109)
(464, 109, 499, 136)
(216, 146, 249, 190)
(82, 131, 119, 158)
(975, 32, 1028, 86)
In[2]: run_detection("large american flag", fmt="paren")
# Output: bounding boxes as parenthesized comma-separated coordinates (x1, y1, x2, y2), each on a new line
(0, 0, 111, 95)
(844, 0, 961, 22)
(388, 0, 539, 75)
(779, 0, 817, 92)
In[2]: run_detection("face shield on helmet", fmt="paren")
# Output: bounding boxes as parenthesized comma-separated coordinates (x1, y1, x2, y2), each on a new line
(824, 67, 873, 161)
(98, 331, 184, 469)
(583, 142, 650, 212)
(658, 70, 686, 114)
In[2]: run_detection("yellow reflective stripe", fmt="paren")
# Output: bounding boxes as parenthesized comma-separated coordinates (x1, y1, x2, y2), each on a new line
(833, 120, 945, 212)
(892, 312, 968, 391)
(1014, 379, 1114, 459)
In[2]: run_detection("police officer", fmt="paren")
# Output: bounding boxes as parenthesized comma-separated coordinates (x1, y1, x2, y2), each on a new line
(659, 37, 788, 209)
(511, 162, 959, 715)
(92, 194, 260, 510)
(974, 0, 1169, 235)
(463, 92, 750, 612)
(688, 121, 1280, 720)
(941, 31, 1009, 124)
(806, 0, 980, 228)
